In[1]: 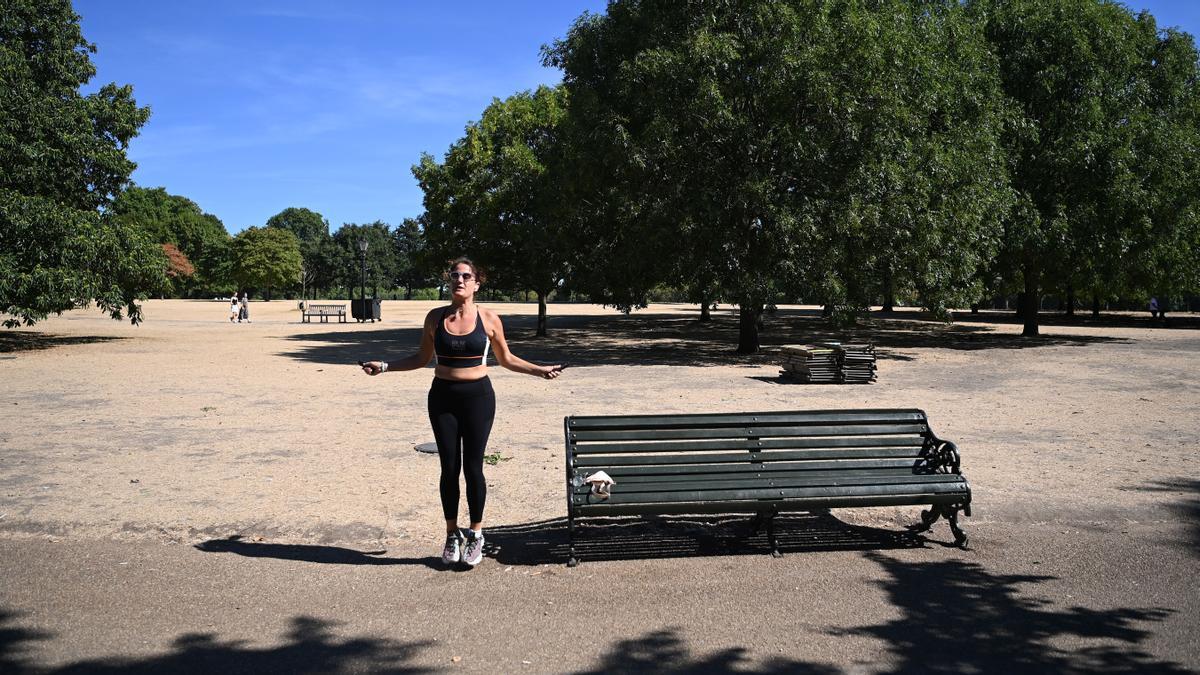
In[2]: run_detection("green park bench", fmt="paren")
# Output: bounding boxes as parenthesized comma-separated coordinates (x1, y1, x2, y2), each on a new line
(301, 303, 348, 323)
(563, 408, 971, 566)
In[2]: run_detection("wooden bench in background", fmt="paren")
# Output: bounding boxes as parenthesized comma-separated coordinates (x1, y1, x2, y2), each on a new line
(301, 303, 348, 323)
(563, 408, 970, 566)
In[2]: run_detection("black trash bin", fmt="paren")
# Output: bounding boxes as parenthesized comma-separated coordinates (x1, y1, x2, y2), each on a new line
(351, 298, 381, 322)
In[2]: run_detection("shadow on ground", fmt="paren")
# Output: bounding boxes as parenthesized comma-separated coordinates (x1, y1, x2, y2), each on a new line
(0, 613, 432, 674)
(0, 333, 124, 354)
(1137, 478, 1200, 559)
(484, 511, 929, 566)
(276, 309, 1133, 369)
(193, 536, 441, 570)
(846, 551, 1188, 673)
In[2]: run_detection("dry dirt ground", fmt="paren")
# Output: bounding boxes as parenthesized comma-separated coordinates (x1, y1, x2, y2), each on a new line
(0, 300, 1197, 672)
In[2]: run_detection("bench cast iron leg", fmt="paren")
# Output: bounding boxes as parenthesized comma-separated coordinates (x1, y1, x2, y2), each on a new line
(910, 506, 942, 534)
(947, 506, 969, 549)
(766, 515, 782, 558)
(567, 511, 578, 567)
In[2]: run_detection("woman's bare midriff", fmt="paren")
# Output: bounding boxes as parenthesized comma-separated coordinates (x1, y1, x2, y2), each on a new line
(434, 364, 489, 381)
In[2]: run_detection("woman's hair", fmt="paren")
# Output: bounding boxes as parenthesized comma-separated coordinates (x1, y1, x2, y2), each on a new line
(446, 256, 485, 284)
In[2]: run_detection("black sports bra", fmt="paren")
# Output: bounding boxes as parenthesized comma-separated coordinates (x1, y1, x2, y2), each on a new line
(434, 307, 490, 368)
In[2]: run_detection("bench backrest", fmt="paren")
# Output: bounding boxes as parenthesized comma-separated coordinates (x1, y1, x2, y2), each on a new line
(565, 409, 935, 479)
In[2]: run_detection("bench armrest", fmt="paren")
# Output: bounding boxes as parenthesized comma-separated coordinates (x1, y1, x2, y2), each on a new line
(926, 432, 961, 474)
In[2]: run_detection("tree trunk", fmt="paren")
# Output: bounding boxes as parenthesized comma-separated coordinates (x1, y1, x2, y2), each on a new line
(1092, 294, 1101, 317)
(881, 269, 894, 312)
(266, 287, 272, 302)
(1065, 283, 1075, 317)
(1021, 265, 1039, 336)
(405, 283, 412, 300)
(736, 302, 762, 354)
(536, 290, 548, 337)
(699, 293, 711, 322)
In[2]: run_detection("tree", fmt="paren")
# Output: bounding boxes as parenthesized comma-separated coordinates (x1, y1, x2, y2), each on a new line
(266, 207, 335, 299)
(110, 186, 230, 296)
(1, 0, 157, 327)
(547, 0, 1009, 351)
(230, 227, 301, 300)
(331, 222, 395, 298)
(972, 0, 1200, 334)
(414, 85, 573, 336)
(393, 216, 431, 300)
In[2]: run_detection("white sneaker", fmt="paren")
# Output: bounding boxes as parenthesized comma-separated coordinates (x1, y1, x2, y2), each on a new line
(441, 531, 464, 565)
(462, 530, 484, 567)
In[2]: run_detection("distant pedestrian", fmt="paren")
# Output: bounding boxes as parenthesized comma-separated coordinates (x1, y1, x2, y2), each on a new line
(229, 295, 239, 323)
(1149, 297, 1159, 319)
(239, 291, 251, 323)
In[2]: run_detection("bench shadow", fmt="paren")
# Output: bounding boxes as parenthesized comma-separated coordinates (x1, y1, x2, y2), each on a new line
(848, 551, 1188, 673)
(485, 511, 926, 566)
(193, 536, 442, 570)
(0, 610, 432, 674)
(1136, 478, 1200, 560)
(0, 332, 125, 353)
(573, 627, 838, 674)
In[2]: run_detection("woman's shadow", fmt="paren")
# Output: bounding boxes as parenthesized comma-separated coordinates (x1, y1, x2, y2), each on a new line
(193, 535, 443, 570)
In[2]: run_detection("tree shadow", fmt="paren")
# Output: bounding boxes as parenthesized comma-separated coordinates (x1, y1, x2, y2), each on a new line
(0, 333, 125, 354)
(850, 552, 1188, 673)
(485, 511, 927, 566)
(940, 308, 1200, 331)
(273, 310, 1132, 369)
(572, 628, 839, 674)
(0, 609, 51, 675)
(0, 613, 433, 674)
(1136, 478, 1200, 559)
(276, 327, 426, 367)
(193, 536, 442, 570)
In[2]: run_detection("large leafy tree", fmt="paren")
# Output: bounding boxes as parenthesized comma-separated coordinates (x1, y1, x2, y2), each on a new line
(331, 222, 396, 298)
(110, 186, 229, 296)
(266, 207, 335, 299)
(547, 0, 1010, 351)
(973, 0, 1200, 334)
(230, 226, 301, 300)
(393, 216, 431, 300)
(414, 85, 572, 337)
(1, 0, 158, 327)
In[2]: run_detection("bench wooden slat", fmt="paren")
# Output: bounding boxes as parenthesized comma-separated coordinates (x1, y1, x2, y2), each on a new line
(575, 453, 924, 469)
(572, 436, 924, 455)
(603, 466, 940, 481)
(572, 493, 964, 517)
(570, 423, 928, 442)
(573, 481, 968, 506)
(573, 473, 964, 495)
(566, 409, 926, 430)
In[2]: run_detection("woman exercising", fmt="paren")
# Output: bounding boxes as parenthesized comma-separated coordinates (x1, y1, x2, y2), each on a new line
(360, 258, 562, 567)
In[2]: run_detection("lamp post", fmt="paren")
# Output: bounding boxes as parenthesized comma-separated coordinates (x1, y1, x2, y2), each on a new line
(357, 238, 368, 307)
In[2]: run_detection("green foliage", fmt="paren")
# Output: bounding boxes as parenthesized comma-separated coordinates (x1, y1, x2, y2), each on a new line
(266, 207, 335, 297)
(972, 0, 1200, 333)
(547, 0, 1010, 349)
(230, 227, 302, 296)
(1, 0, 156, 326)
(111, 187, 230, 296)
(413, 85, 573, 335)
(332, 222, 395, 297)
(392, 216, 432, 299)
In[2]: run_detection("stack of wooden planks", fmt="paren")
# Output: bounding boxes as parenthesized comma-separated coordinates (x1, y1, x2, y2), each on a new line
(779, 343, 877, 384)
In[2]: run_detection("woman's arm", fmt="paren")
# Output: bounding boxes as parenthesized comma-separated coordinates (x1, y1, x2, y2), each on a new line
(361, 310, 437, 375)
(485, 309, 562, 379)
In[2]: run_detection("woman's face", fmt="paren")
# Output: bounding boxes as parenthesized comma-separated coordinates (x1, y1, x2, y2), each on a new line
(449, 263, 479, 301)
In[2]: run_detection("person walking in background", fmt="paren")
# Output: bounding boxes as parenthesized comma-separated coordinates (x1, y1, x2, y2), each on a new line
(359, 257, 563, 568)
(229, 294, 240, 323)
(238, 291, 250, 323)
(1150, 296, 1159, 319)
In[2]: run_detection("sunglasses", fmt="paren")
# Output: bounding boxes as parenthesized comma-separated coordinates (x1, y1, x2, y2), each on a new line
(449, 271, 474, 281)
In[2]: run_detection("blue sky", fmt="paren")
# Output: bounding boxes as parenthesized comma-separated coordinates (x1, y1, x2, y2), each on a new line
(76, 1, 1199, 235)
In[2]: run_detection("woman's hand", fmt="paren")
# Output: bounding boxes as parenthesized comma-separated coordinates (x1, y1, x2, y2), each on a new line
(360, 361, 386, 376)
(538, 364, 564, 380)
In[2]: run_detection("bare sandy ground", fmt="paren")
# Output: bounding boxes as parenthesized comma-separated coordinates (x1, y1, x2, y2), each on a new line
(0, 299, 1197, 555)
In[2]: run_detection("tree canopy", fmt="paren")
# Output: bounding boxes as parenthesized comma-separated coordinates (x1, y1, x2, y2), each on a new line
(1, 0, 157, 327)
(111, 186, 230, 296)
(414, 84, 573, 336)
(230, 226, 302, 299)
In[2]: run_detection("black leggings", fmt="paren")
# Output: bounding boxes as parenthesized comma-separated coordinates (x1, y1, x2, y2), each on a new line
(428, 376, 496, 524)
